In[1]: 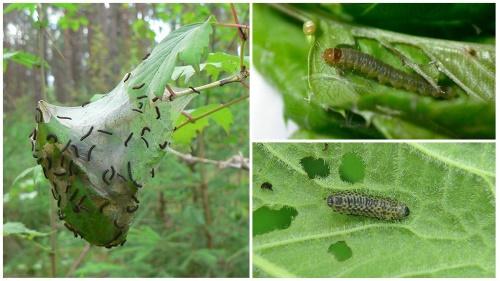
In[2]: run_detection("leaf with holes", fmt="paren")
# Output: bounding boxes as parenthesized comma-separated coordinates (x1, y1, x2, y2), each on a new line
(29, 19, 213, 248)
(252, 143, 494, 277)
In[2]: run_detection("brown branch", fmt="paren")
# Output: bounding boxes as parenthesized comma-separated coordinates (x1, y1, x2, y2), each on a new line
(197, 132, 212, 248)
(66, 243, 92, 277)
(167, 147, 249, 171)
(174, 94, 248, 131)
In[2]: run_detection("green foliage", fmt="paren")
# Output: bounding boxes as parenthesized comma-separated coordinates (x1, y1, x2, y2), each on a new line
(253, 4, 495, 139)
(4, 3, 248, 277)
(253, 143, 494, 277)
(3, 50, 48, 72)
(4, 222, 48, 238)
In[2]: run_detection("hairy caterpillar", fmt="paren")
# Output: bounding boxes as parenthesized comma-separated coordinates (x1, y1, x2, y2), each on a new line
(142, 53, 150, 60)
(141, 127, 151, 136)
(127, 161, 143, 188)
(80, 127, 94, 141)
(141, 137, 149, 148)
(56, 115, 72, 120)
(132, 109, 143, 114)
(70, 145, 79, 158)
(326, 191, 409, 220)
(155, 106, 161, 119)
(136, 95, 147, 100)
(109, 166, 115, 180)
(87, 145, 96, 161)
(150, 168, 155, 178)
(152, 97, 159, 102)
(102, 169, 111, 185)
(123, 73, 131, 83)
(322, 47, 445, 98)
(159, 141, 169, 150)
(131, 195, 139, 204)
(97, 129, 113, 135)
(132, 83, 145, 90)
(138, 102, 144, 110)
(189, 86, 200, 94)
(124, 132, 133, 147)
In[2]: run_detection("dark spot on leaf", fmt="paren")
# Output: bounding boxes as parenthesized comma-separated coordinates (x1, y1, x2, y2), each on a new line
(339, 153, 365, 184)
(328, 241, 352, 262)
(253, 206, 298, 236)
(300, 156, 330, 179)
(261, 182, 273, 191)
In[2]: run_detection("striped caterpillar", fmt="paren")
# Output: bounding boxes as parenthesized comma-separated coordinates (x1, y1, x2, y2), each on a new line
(323, 47, 446, 98)
(326, 191, 409, 220)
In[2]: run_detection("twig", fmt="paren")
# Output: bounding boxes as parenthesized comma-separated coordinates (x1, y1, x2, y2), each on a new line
(162, 72, 248, 101)
(214, 22, 249, 29)
(175, 94, 248, 131)
(167, 147, 249, 170)
(66, 243, 92, 277)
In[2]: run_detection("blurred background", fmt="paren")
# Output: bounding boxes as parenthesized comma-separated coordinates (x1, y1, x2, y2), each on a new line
(3, 3, 249, 277)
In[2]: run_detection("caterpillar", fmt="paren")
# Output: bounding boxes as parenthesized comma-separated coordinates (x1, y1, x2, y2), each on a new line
(61, 140, 71, 152)
(322, 47, 444, 98)
(127, 161, 143, 188)
(87, 145, 96, 161)
(151, 168, 155, 178)
(123, 73, 131, 83)
(132, 83, 145, 90)
(81, 101, 90, 107)
(138, 102, 144, 110)
(131, 195, 140, 204)
(65, 184, 71, 193)
(42, 167, 48, 179)
(261, 182, 273, 191)
(51, 188, 58, 200)
(136, 95, 147, 100)
(70, 145, 79, 158)
(97, 129, 112, 135)
(142, 53, 150, 60)
(109, 166, 115, 180)
(57, 116, 72, 120)
(60, 155, 65, 167)
(80, 126, 94, 141)
(326, 191, 409, 220)
(47, 134, 58, 143)
(141, 127, 151, 136)
(68, 160, 75, 176)
(189, 86, 200, 94)
(74, 195, 87, 213)
(140, 137, 149, 148)
(152, 97, 159, 102)
(47, 157, 52, 170)
(126, 205, 139, 213)
(124, 132, 133, 146)
(159, 141, 169, 150)
(132, 109, 143, 114)
(102, 169, 111, 185)
(155, 106, 161, 119)
(99, 200, 110, 213)
(58, 209, 66, 220)
(120, 240, 127, 246)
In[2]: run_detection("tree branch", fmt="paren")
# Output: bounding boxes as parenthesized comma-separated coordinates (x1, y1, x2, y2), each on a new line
(167, 147, 249, 171)
(162, 71, 248, 101)
(66, 243, 92, 277)
(174, 94, 248, 131)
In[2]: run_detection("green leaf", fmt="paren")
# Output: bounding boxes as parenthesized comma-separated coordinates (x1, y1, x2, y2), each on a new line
(172, 104, 233, 145)
(3, 222, 48, 238)
(253, 143, 494, 277)
(3, 3, 36, 14)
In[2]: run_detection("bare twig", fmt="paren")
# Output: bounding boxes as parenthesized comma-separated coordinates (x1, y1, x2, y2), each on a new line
(66, 243, 92, 277)
(214, 22, 249, 29)
(174, 94, 248, 131)
(162, 71, 248, 101)
(167, 147, 249, 170)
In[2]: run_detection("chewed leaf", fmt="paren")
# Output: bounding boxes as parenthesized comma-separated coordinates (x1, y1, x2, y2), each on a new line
(29, 20, 213, 248)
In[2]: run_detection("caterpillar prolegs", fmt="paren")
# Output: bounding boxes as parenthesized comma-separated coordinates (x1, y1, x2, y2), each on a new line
(323, 47, 447, 99)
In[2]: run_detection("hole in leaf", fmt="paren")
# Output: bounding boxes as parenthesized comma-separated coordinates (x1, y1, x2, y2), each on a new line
(253, 206, 298, 236)
(261, 182, 273, 191)
(300, 156, 330, 179)
(328, 241, 352, 262)
(339, 153, 365, 183)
